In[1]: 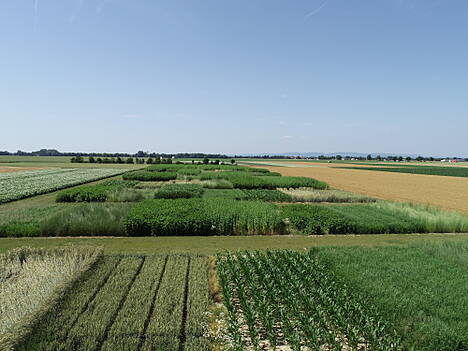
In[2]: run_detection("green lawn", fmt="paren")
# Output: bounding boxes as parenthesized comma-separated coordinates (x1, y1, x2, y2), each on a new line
(1, 234, 467, 254)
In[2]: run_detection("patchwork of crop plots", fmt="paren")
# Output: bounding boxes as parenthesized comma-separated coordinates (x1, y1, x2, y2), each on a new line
(1, 243, 466, 351)
(2, 163, 468, 237)
(17, 254, 209, 351)
(0, 168, 127, 204)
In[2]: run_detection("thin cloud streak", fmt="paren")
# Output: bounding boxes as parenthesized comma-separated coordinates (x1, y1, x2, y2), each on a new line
(305, 0, 330, 19)
(33, 0, 39, 31)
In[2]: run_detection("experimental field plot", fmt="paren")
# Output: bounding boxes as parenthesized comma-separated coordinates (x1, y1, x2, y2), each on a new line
(0, 168, 127, 204)
(17, 254, 210, 351)
(216, 251, 401, 351)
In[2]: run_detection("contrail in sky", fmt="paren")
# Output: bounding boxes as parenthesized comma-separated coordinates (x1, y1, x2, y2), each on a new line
(33, 0, 39, 31)
(305, 0, 330, 19)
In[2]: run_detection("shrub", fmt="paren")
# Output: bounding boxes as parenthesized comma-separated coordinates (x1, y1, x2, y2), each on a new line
(41, 203, 132, 236)
(281, 204, 355, 234)
(125, 199, 285, 236)
(177, 169, 202, 176)
(201, 179, 234, 189)
(100, 179, 138, 188)
(56, 185, 111, 202)
(328, 204, 428, 234)
(240, 190, 292, 202)
(123, 171, 177, 181)
(280, 188, 375, 203)
(202, 189, 245, 199)
(107, 188, 152, 202)
(154, 184, 204, 199)
(258, 176, 329, 189)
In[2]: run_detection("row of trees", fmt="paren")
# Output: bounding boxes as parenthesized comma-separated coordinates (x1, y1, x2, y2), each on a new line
(71, 157, 237, 165)
(7, 149, 229, 159)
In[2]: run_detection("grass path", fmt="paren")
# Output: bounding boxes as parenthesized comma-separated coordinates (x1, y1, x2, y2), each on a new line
(1, 234, 468, 254)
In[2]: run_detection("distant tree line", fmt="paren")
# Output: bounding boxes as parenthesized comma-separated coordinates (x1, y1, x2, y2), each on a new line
(1, 149, 229, 159)
(71, 156, 237, 165)
(2, 149, 466, 162)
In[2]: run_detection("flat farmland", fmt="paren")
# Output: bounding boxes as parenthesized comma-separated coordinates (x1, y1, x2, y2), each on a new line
(0, 167, 44, 173)
(250, 162, 468, 214)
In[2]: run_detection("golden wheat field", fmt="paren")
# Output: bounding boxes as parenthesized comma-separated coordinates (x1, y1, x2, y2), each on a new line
(258, 163, 468, 214)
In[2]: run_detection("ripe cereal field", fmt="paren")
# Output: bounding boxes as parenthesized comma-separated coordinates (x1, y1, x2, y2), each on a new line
(252, 162, 468, 214)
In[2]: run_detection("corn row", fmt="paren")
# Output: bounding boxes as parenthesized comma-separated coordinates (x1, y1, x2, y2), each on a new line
(217, 250, 402, 351)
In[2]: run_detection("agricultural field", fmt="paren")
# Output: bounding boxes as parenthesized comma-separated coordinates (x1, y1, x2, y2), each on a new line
(215, 243, 468, 351)
(1, 162, 468, 237)
(1, 241, 467, 350)
(0, 247, 101, 348)
(0, 168, 127, 204)
(0, 157, 467, 351)
(12, 253, 209, 351)
(337, 165, 468, 178)
(0, 155, 145, 170)
(245, 161, 468, 214)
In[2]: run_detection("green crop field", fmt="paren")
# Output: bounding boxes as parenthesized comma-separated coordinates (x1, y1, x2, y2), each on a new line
(13, 253, 209, 351)
(2, 162, 468, 238)
(1, 156, 467, 351)
(2, 241, 467, 350)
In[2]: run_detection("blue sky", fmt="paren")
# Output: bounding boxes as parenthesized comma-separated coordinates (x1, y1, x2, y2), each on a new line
(1, 0, 467, 156)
